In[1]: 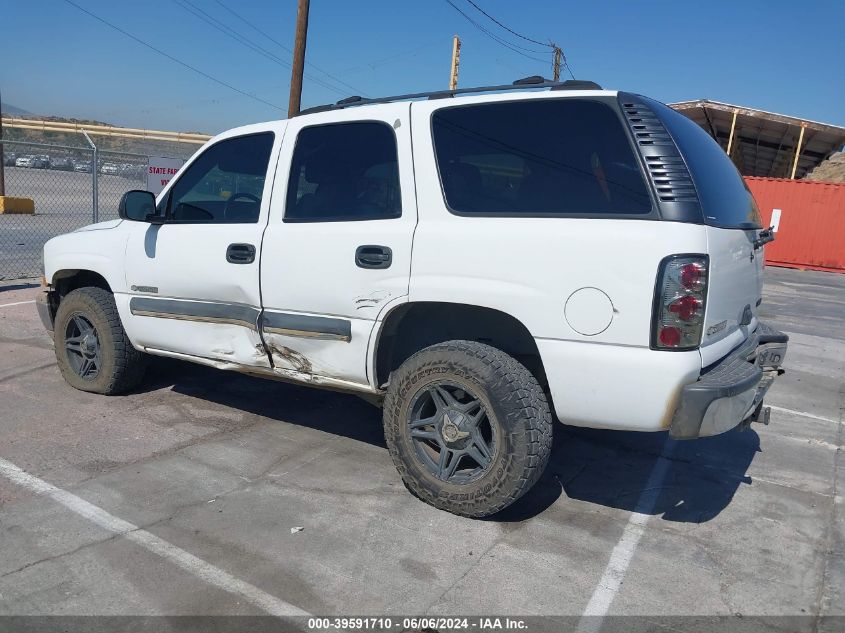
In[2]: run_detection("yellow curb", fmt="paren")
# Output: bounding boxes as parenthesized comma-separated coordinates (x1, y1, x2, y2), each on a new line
(0, 196, 35, 214)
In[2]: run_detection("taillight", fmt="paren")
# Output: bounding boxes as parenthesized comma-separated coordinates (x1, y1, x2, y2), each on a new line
(652, 255, 709, 350)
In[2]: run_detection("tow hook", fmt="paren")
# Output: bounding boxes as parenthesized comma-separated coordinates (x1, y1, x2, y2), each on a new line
(740, 402, 771, 431)
(754, 405, 771, 426)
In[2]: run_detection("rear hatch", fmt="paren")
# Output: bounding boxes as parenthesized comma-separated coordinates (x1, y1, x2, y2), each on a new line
(702, 226, 763, 364)
(642, 96, 766, 366)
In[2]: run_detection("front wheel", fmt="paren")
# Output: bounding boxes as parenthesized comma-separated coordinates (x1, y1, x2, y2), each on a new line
(383, 340, 552, 518)
(53, 287, 147, 395)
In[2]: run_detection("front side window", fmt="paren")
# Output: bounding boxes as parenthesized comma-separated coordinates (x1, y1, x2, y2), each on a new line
(432, 99, 653, 216)
(168, 132, 274, 224)
(285, 122, 401, 222)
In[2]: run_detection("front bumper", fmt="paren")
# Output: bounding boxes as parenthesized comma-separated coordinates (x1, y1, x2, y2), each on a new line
(36, 288, 55, 332)
(670, 322, 788, 439)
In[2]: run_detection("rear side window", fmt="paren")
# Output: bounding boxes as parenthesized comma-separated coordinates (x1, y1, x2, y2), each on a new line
(285, 122, 401, 222)
(649, 99, 762, 229)
(431, 99, 652, 216)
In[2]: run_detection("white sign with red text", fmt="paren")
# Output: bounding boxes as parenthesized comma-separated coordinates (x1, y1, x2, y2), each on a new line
(147, 156, 184, 195)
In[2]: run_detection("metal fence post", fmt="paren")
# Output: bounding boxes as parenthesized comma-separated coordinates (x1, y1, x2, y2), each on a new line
(81, 131, 98, 223)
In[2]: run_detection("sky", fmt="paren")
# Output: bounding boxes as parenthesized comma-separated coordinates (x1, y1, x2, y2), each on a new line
(2, 0, 844, 134)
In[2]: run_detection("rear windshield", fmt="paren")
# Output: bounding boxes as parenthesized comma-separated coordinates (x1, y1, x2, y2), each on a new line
(647, 98, 762, 229)
(431, 99, 653, 216)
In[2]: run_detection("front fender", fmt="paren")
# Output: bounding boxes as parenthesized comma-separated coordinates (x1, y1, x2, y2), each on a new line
(44, 221, 130, 293)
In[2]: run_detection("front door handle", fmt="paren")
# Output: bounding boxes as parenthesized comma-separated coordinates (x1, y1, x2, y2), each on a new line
(226, 243, 256, 264)
(355, 245, 392, 269)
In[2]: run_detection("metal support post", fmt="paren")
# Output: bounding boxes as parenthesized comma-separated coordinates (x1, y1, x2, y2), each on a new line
(790, 125, 806, 180)
(726, 109, 738, 157)
(82, 131, 98, 223)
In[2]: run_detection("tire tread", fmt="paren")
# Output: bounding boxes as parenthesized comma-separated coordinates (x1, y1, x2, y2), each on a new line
(54, 287, 146, 395)
(383, 340, 552, 518)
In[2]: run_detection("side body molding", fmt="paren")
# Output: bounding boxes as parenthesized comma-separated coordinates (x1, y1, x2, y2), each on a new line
(129, 297, 260, 330)
(128, 297, 352, 342)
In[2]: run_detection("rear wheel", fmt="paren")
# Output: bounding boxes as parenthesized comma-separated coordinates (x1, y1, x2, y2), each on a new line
(383, 340, 552, 518)
(54, 287, 147, 394)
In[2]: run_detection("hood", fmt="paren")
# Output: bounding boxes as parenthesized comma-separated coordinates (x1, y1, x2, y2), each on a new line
(74, 219, 124, 233)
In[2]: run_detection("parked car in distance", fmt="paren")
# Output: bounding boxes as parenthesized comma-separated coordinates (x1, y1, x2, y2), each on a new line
(3, 152, 16, 166)
(50, 157, 74, 171)
(25, 154, 51, 169)
(73, 160, 92, 173)
(100, 162, 119, 175)
(118, 163, 143, 179)
(15, 155, 36, 168)
(38, 77, 788, 518)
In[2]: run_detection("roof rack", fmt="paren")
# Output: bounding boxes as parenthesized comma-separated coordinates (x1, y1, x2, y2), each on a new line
(298, 76, 603, 116)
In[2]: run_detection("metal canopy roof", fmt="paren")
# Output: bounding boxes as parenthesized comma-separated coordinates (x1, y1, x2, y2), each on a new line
(669, 99, 845, 179)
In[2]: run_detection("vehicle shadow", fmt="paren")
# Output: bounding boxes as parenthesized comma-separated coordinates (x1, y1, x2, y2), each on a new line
(141, 357, 759, 524)
(498, 423, 759, 524)
(0, 282, 39, 293)
(142, 357, 389, 447)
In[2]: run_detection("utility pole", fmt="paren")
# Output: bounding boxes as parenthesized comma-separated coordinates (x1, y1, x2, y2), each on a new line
(449, 35, 461, 91)
(552, 46, 562, 82)
(287, 0, 310, 118)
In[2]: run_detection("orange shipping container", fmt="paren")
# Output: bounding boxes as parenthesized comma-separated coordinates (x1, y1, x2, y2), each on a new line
(744, 177, 845, 273)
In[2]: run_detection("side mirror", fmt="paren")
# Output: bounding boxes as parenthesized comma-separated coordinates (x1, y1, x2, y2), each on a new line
(118, 190, 158, 222)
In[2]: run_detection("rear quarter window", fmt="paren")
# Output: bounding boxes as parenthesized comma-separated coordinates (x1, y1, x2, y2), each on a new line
(648, 98, 762, 229)
(431, 99, 653, 217)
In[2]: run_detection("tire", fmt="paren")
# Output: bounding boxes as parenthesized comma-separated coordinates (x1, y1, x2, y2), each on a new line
(383, 340, 552, 518)
(53, 287, 147, 395)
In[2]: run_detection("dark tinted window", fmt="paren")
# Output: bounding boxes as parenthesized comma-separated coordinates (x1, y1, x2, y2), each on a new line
(285, 122, 401, 222)
(169, 133, 274, 224)
(432, 99, 652, 216)
(648, 98, 762, 229)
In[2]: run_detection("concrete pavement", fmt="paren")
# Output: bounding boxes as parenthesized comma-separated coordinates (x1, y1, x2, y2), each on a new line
(0, 267, 842, 629)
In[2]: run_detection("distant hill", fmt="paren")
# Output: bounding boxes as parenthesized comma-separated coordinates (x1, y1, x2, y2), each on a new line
(805, 152, 845, 183)
(0, 101, 33, 116)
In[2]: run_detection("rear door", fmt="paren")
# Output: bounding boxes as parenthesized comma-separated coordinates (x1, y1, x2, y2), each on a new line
(259, 103, 417, 388)
(656, 103, 764, 366)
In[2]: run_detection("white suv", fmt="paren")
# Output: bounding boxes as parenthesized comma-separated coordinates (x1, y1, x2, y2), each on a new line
(38, 78, 787, 517)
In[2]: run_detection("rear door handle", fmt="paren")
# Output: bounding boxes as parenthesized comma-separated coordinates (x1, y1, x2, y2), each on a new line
(226, 243, 256, 264)
(355, 245, 392, 269)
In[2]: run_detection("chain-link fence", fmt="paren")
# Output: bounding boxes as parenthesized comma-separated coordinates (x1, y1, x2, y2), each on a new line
(0, 139, 190, 280)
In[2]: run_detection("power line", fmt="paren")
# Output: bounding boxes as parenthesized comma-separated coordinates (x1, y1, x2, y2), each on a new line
(443, 0, 549, 63)
(339, 42, 439, 74)
(171, 0, 350, 97)
(463, 0, 553, 49)
(176, 0, 351, 96)
(62, 0, 284, 112)
(212, 0, 365, 97)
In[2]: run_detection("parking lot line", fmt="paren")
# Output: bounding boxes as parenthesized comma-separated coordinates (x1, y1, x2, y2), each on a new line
(0, 300, 35, 308)
(576, 445, 675, 632)
(769, 405, 842, 425)
(0, 456, 311, 617)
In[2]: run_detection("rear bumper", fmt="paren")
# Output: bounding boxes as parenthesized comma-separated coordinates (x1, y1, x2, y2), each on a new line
(670, 322, 788, 439)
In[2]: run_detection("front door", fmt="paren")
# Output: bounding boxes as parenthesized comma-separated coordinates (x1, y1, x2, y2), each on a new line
(123, 126, 284, 367)
(260, 103, 417, 388)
